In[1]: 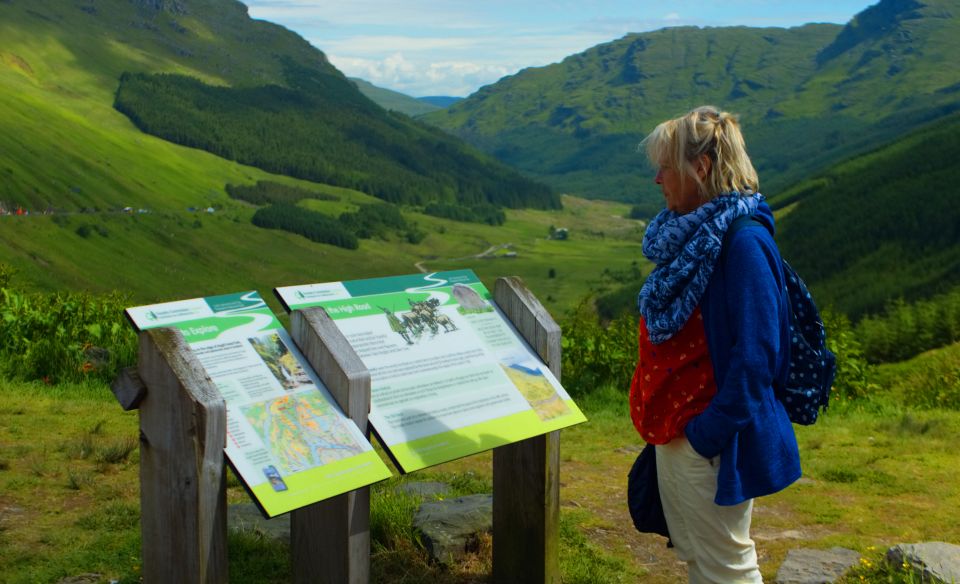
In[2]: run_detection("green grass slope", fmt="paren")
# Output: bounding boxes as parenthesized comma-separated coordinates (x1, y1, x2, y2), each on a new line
(423, 0, 960, 209)
(776, 111, 960, 318)
(0, 0, 556, 211)
(0, 0, 640, 314)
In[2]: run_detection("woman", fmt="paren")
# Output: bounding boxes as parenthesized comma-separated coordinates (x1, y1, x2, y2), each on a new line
(630, 106, 800, 583)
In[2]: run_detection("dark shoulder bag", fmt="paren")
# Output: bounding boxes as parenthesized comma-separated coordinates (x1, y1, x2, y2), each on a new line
(626, 443, 670, 540)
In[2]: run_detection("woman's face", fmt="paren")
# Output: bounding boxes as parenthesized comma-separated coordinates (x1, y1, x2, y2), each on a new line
(655, 163, 702, 214)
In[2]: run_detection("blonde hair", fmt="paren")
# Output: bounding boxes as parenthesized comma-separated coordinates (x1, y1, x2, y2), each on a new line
(642, 105, 759, 200)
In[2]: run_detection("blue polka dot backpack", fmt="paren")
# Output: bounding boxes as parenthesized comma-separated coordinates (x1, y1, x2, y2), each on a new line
(726, 216, 837, 425)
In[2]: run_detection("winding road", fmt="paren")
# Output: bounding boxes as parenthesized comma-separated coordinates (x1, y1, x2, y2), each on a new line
(414, 243, 513, 273)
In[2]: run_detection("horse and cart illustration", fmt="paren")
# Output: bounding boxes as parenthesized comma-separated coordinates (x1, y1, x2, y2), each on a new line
(379, 298, 458, 345)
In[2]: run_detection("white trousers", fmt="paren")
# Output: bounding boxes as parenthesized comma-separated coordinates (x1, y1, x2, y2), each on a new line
(656, 436, 762, 584)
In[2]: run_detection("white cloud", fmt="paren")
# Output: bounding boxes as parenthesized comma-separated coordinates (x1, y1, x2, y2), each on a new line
(330, 53, 514, 97)
(243, 0, 871, 96)
(321, 28, 623, 96)
(317, 35, 477, 56)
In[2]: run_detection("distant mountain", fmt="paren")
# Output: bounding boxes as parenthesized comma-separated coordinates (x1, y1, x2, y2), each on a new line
(423, 0, 960, 211)
(349, 77, 442, 116)
(418, 96, 463, 108)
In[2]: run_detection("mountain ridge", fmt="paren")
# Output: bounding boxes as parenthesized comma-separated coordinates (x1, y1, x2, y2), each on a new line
(423, 0, 960, 209)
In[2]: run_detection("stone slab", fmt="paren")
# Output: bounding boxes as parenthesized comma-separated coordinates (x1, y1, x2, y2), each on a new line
(774, 547, 861, 584)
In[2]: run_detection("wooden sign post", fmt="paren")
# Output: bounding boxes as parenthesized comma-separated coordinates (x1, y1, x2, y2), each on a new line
(110, 310, 374, 584)
(492, 277, 562, 584)
(111, 327, 228, 584)
(289, 307, 373, 584)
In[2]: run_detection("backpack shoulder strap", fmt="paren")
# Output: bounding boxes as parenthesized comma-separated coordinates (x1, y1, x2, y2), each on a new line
(721, 215, 764, 261)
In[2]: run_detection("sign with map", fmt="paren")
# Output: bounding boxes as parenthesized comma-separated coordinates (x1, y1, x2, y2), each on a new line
(275, 270, 587, 473)
(125, 291, 392, 517)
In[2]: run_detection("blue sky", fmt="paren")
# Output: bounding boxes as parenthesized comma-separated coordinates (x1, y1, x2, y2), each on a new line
(243, 0, 878, 98)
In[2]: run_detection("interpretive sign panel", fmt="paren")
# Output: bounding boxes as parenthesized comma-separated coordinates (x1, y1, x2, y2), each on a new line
(275, 270, 586, 473)
(125, 291, 392, 517)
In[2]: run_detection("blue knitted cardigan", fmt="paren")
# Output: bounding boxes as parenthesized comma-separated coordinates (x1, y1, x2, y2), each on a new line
(682, 203, 801, 505)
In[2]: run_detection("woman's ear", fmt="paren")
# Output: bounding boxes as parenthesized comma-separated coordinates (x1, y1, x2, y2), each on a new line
(696, 154, 712, 181)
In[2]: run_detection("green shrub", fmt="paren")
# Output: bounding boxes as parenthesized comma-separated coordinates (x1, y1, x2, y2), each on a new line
(560, 298, 637, 397)
(0, 263, 15, 289)
(339, 203, 408, 239)
(0, 287, 137, 384)
(873, 342, 960, 410)
(823, 309, 875, 402)
(252, 203, 358, 249)
(856, 288, 960, 364)
(404, 224, 426, 244)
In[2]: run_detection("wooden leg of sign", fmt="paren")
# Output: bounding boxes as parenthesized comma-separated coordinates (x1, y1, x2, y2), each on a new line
(290, 307, 372, 584)
(291, 488, 371, 584)
(493, 277, 562, 584)
(137, 328, 228, 584)
(493, 431, 561, 584)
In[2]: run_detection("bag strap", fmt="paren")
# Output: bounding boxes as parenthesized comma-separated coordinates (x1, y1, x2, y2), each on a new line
(720, 215, 764, 262)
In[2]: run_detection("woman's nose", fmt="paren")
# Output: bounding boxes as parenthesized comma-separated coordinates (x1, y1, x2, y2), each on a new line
(654, 169, 663, 184)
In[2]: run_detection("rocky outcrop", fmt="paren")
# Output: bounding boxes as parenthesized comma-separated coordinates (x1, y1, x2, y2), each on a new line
(774, 547, 860, 584)
(887, 542, 960, 584)
(413, 494, 493, 565)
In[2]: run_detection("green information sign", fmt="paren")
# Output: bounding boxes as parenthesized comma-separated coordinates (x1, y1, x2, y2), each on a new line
(126, 291, 392, 517)
(276, 271, 587, 473)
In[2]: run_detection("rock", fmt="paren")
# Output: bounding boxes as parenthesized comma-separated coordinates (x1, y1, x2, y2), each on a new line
(774, 547, 860, 584)
(887, 542, 960, 583)
(413, 494, 493, 565)
(395, 481, 451, 499)
(228, 503, 289, 543)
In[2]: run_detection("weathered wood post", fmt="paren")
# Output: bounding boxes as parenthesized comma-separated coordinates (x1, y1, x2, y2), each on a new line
(492, 276, 562, 584)
(289, 306, 372, 584)
(111, 328, 228, 584)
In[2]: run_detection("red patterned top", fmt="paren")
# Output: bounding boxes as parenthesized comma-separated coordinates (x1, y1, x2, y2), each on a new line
(630, 306, 718, 444)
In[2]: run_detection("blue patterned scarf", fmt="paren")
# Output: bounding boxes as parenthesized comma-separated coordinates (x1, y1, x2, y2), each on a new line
(638, 193, 763, 344)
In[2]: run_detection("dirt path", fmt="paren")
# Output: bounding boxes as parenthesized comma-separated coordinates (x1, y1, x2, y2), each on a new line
(414, 243, 513, 273)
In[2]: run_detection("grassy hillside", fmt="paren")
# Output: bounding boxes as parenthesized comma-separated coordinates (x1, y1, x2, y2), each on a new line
(776, 111, 960, 318)
(0, 0, 639, 315)
(0, 191, 645, 318)
(423, 0, 960, 210)
(0, 0, 556, 212)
